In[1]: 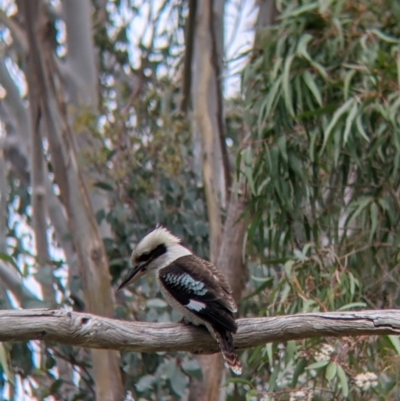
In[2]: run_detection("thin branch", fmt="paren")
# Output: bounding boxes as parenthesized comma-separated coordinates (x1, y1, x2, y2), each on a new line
(0, 101, 77, 279)
(0, 106, 43, 308)
(0, 57, 31, 152)
(0, 142, 8, 255)
(0, 263, 42, 307)
(30, 112, 50, 269)
(0, 10, 28, 54)
(27, 81, 54, 305)
(209, 0, 231, 193)
(21, 3, 54, 305)
(0, 309, 399, 353)
(180, 0, 196, 114)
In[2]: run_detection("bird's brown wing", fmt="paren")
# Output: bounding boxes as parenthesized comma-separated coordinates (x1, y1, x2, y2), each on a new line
(192, 255, 237, 312)
(158, 255, 238, 333)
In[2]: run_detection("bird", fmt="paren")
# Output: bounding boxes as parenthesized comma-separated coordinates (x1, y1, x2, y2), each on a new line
(118, 226, 242, 375)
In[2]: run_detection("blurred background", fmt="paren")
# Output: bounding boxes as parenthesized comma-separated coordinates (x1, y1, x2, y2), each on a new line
(1, 0, 400, 400)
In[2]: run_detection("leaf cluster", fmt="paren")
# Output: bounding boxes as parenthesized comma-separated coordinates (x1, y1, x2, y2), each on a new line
(236, 0, 400, 399)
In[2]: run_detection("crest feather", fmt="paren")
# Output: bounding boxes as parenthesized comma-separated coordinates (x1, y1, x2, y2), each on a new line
(135, 226, 181, 255)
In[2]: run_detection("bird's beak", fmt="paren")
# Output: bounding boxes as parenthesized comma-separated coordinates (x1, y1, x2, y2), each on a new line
(117, 264, 146, 290)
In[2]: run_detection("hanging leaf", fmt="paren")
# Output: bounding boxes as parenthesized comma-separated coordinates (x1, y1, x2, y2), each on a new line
(325, 362, 337, 381)
(337, 365, 349, 397)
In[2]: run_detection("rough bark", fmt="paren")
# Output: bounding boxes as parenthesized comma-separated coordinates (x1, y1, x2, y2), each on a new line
(18, 1, 123, 400)
(190, 1, 247, 400)
(0, 308, 399, 351)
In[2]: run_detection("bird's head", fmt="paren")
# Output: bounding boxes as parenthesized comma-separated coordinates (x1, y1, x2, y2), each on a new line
(118, 226, 190, 290)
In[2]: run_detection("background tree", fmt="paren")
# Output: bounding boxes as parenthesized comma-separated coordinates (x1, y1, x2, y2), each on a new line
(0, 0, 400, 400)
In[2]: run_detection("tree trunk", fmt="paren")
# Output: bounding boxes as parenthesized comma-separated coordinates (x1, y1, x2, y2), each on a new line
(192, 0, 228, 211)
(188, 0, 278, 398)
(189, 197, 248, 401)
(62, 0, 112, 240)
(192, 0, 224, 263)
(18, 1, 123, 399)
(190, 2, 248, 399)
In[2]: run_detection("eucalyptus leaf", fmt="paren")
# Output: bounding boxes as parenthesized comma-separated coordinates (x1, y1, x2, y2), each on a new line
(306, 360, 330, 370)
(387, 335, 400, 355)
(343, 100, 358, 144)
(0, 344, 13, 384)
(283, 54, 295, 117)
(146, 298, 168, 308)
(169, 366, 188, 397)
(182, 358, 203, 382)
(303, 70, 322, 106)
(338, 302, 367, 311)
(325, 362, 337, 381)
(321, 98, 354, 153)
(135, 374, 155, 393)
(337, 365, 349, 396)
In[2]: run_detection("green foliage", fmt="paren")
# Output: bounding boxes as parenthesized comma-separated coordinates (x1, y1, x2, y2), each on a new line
(2, 1, 204, 399)
(237, 0, 400, 399)
(102, 107, 209, 401)
(86, 4, 210, 398)
(2, 0, 400, 399)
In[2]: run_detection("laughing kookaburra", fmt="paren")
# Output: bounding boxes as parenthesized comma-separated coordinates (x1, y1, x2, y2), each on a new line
(118, 226, 242, 375)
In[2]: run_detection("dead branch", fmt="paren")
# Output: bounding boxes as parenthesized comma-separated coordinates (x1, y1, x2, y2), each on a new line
(0, 309, 399, 354)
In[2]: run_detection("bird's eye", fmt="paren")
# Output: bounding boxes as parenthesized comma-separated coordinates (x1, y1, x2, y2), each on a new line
(137, 252, 151, 263)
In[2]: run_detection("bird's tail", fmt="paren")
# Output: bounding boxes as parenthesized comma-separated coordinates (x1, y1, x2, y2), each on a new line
(214, 330, 242, 375)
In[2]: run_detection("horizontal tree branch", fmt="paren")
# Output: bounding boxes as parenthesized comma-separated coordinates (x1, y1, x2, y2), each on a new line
(0, 309, 399, 354)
